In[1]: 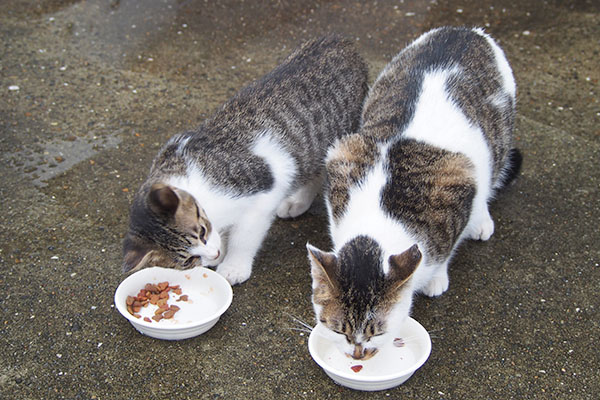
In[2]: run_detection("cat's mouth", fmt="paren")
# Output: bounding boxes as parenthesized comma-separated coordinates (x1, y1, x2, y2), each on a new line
(349, 345, 378, 360)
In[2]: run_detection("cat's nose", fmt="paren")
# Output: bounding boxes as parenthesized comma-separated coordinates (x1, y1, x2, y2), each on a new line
(351, 344, 378, 360)
(352, 345, 365, 360)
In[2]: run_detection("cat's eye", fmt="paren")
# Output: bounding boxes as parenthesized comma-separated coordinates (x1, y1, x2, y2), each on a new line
(368, 324, 377, 336)
(199, 226, 207, 243)
(332, 328, 352, 343)
(194, 226, 207, 244)
(332, 330, 351, 343)
(365, 324, 384, 340)
(366, 331, 384, 340)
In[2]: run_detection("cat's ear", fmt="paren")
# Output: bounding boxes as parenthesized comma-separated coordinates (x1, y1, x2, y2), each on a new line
(306, 243, 338, 291)
(148, 183, 179, 217)
(122, 237, 155, 273)
(388, 244, 422, 289)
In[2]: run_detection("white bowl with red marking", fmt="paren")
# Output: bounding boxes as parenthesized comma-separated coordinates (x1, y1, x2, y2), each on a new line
(308, 317, 431, 391)
(114, 266, 233, 340)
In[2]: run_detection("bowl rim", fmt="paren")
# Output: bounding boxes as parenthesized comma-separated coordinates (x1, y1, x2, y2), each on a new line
(308, 317, 431, 382)
(114, 266, 233, 330)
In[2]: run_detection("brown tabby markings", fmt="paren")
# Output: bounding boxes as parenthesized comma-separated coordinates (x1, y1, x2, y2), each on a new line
(326, 134, 378, 221)
(381, 140, 476, 261)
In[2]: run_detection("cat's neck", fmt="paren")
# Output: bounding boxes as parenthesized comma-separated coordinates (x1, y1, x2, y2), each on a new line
(329, 162, 420, 273)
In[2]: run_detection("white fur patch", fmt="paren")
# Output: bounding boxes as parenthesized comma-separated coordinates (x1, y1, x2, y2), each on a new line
(330, 160, 421, 275)
(251, 133, 297, 194)
(403, 68, 493, 203)
(168, 132, 297, 232)
(167, 130, 298, 284)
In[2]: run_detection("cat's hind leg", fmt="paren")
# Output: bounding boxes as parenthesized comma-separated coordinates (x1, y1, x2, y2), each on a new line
(276, 172, 324, 218)
(420, 261, 450, 297)
(465, 200, 494, 241)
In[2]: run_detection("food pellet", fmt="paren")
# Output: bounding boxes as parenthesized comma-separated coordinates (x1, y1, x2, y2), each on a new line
(156, 298, 167, 307)
(125, 280, 188, 323)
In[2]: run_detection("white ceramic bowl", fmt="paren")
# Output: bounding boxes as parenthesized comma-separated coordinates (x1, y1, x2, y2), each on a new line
(114, 266, 232, 340)
(308, 317, 431, 391)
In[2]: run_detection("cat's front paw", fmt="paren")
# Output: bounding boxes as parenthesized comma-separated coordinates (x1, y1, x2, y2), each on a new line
(421, 274, 449, 297)
(216, 262, 252, 285)
(468, 212, 495, 241)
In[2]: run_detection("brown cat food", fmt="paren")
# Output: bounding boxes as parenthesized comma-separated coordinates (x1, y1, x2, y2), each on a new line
(126, 281, 188, 323)
(350, 365, 363, 373)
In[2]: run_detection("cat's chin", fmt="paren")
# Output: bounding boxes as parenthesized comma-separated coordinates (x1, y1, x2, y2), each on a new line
(200, 250, 222, 267)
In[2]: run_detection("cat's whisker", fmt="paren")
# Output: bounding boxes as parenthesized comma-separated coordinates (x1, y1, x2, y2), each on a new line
(285, 327, 313, 334)
(397, 335, 420, 343)
(283, 312, 314, 334)
(284, 312, 314, 329)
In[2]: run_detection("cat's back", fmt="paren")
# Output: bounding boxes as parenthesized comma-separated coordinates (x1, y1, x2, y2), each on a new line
(226, 35, 368, 114)
(152, 36, 368, 193)
(362, 27, 516, 179)
(202, 35, 367, 141)
(326, 27, 519, 253)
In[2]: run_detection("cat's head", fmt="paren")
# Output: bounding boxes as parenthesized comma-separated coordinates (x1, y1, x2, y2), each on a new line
(307, 236, 421, 360)
(122, 183, 222, 273)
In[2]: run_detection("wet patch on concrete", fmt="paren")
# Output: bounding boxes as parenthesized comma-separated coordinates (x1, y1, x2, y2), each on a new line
(4, 131, 121, 187)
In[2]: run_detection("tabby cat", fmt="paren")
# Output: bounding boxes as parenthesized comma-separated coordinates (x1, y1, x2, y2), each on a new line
(307, 27, 522, 359)
(123, 36, 368, 285)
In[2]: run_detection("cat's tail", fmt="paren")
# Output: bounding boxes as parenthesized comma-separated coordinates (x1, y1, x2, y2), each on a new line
(496, 148, 523, 189)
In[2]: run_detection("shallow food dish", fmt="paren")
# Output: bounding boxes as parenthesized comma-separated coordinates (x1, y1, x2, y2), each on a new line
(308, 317, 431, 391)
(114, 266, 233, 340)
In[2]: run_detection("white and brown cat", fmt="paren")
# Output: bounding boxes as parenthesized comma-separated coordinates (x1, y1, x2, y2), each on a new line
(123, 36, 368, 285)
(307, 27, 522, 360)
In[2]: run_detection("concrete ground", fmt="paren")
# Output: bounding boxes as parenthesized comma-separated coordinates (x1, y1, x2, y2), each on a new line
(1, 0, 598, 399)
